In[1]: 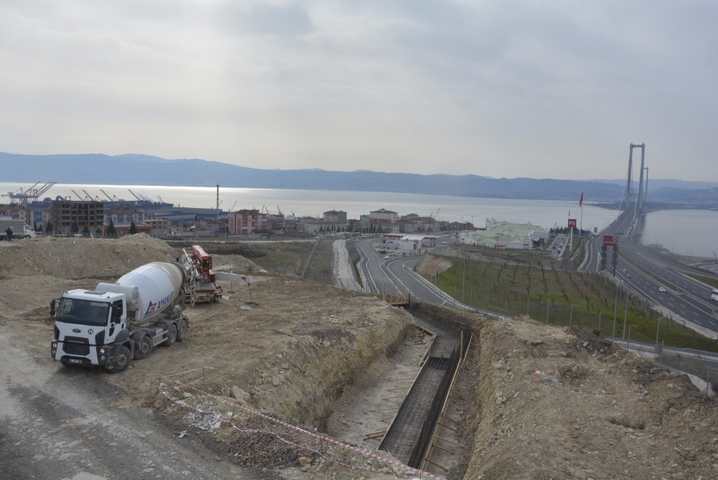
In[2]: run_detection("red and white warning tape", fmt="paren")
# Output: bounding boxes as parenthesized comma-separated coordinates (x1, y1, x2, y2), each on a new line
(159, 382, 445, 480)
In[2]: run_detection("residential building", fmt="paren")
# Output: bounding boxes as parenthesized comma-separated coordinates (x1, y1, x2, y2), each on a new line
(399, 213, 438, 233)
(368, 208, 399, 223)
(104, 202, 146, 229)
(323, 210, 347, 224)
(228, 209, 268, 235)
(48, 200, 104, 234)
(0, 204, 28, 223)
(399, 234, 438, 254)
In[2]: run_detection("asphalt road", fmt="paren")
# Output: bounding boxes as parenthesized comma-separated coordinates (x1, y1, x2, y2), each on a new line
(0, 331, 260, 480)
(355, 239, 502, 318)
(354, 239, 402, 296)
(581, 209, 718, 336)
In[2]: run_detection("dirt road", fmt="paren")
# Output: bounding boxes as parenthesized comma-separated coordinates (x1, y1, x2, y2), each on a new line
(332, 239, 361, 291)
(0, 332, 261, 480)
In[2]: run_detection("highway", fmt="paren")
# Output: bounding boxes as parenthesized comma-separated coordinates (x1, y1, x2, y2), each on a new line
(354, 238, 403, 296)
(581, 209, 718, 337)
(354, 238, 503, 318)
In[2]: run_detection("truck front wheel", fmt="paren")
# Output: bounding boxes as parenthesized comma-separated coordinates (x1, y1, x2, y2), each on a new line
(106, 345, 130, 373)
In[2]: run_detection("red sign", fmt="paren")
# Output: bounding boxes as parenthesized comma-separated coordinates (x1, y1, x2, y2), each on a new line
(603, 234, 617, 247)
(568, 218, 577, 229)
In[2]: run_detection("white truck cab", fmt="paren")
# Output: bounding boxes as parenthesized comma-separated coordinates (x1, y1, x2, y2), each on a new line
(51, 290, 128, 369)
(711, 289, 718, 302)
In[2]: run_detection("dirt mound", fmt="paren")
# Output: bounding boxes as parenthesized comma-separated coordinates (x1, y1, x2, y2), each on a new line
(464, 318, 718, 480)
(0, 235, 175, 279)
(212, 254, 266, 274)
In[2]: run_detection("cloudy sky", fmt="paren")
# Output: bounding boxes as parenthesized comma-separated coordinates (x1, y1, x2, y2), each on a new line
(0, 0, 716, 180)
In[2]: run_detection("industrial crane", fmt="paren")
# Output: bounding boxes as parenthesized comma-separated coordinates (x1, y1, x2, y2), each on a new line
(2, 182, 55, 205)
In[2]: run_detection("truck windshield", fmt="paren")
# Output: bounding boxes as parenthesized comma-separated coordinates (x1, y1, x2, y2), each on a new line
(57, 298, 109, 326)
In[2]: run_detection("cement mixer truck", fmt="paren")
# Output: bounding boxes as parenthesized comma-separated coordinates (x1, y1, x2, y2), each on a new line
(50, 262, 190, 372)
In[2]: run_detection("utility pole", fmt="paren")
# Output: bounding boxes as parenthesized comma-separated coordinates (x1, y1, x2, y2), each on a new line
(462, 255, 467, 301)
(623, 290, 629, 339)
(612, 288, 618, 337)
(216, 184, 220, 214)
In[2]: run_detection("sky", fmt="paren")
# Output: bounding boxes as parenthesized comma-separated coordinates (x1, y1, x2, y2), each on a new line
(0, 0, 716, 180)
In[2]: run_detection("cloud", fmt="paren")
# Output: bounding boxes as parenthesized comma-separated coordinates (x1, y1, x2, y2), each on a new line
(0, 0, 716, 180)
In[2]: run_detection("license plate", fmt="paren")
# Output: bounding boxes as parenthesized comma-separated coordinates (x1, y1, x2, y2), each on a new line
(68, 358, 82, 365)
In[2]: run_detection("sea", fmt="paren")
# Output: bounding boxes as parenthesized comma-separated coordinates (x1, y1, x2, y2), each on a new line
(642, 209, 718, 258)
(2, 182, 617, 228)
(3, 182, 715, 257)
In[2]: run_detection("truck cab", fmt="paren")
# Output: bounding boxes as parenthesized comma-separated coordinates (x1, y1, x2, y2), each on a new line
(711, 289, 718, 303)
(51, 289, 128, 369)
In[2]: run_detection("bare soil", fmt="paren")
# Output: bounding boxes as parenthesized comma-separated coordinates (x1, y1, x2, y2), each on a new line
(463, 317, 718, 480)
(0, 233, 175, 279)
(326, 326, 430, 449)
(0, 235, 417, 478)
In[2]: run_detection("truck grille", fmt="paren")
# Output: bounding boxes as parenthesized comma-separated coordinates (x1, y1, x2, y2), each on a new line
(63, 336, 90, 355)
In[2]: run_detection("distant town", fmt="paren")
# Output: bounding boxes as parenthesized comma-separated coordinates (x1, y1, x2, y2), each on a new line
(0, 183, 474, 240)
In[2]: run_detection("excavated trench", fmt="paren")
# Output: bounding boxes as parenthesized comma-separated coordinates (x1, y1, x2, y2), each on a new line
(323, 302, 480, 476)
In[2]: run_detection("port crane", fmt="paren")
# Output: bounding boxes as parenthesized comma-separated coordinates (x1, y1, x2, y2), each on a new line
(2, 182, 55, 205)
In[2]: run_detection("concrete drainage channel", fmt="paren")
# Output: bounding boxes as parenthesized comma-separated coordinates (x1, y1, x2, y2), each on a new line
(379, 308, 473, 471)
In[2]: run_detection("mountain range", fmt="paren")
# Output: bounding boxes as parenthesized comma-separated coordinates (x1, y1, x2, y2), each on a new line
(1, 152, 716, 204)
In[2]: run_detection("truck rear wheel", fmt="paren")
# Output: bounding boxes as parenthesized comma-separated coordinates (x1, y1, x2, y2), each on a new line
(176, 318, 188, 342)
(106, 345, 130, 373)
(134, 335, 152, 360)
(166, 323, 178, 345)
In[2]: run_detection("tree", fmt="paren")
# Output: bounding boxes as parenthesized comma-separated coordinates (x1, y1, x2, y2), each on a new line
(5, 227, 14, 241)
(106, 220, 117, 238)
(129, 221, 137, 235)
(71, 223, 79, 235)
(45, 221, 53, 234)
(81, 225, 90, 237)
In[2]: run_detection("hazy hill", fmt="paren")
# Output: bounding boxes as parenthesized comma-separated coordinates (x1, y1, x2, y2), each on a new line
(1, 151, 709, 203)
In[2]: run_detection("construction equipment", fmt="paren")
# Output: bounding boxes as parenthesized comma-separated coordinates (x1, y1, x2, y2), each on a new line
(2, 182, 55, 205)
(50, 262, 190, 372)
(70, 189, 85, 201)
(182, 245, 223, 304)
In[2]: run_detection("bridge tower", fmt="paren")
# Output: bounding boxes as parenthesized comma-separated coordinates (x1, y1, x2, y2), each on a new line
(636, 143, 646, 213)
(625, 144, 634, 202)
(625, 143, 646, 212)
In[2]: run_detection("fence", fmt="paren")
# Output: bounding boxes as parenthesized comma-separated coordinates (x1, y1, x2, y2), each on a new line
(438, 275, 718, 393)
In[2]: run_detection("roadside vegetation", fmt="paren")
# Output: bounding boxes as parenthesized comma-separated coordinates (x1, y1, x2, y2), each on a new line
(429, 255, 718, 352)
(301, 238, 334, 283)
(687, 272, 718, 289)
(242, 241, 316, 276)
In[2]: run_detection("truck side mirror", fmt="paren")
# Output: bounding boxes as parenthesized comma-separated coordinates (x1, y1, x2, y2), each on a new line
(50, 298, 57, 317)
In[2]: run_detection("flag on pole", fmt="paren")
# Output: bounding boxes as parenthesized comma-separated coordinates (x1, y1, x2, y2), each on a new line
(579, 192, 584, 207)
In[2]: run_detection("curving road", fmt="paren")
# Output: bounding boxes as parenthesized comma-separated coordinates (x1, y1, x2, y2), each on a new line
(355, 239, 503, 318)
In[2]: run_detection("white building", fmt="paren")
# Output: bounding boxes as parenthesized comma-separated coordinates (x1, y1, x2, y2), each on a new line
(369, 208, 399, 223)
(399, 234, 437, 254)
(459, 219, 547, 249)
(383, 233, 404, 250)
